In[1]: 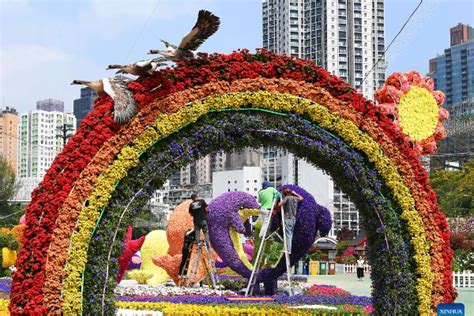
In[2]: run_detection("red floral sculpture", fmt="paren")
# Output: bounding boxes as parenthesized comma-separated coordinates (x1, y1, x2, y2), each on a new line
(117, 226, 145, 283)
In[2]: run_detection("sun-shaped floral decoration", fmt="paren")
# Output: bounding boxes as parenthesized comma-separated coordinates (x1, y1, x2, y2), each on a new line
(374, 71, 449, 155)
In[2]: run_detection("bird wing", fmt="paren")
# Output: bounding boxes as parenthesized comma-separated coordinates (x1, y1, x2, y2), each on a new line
(135, 59, 153, 68)
(160, 39, 178, 49)
(178, 10, 220, 51)
(102, 77, 137, 124)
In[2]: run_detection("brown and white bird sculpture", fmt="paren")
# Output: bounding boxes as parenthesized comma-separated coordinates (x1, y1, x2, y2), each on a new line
(71, 77, 136, 124)
(148, 10, 220, 61)
(106, 57, 167, 77)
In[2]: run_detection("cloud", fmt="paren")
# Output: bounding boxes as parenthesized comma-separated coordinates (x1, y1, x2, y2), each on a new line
(0, 44, 104, 113)
(78, 0, 212, 38)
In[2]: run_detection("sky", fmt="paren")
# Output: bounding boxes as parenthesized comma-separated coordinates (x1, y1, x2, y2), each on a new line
(1, 0, 473, 114)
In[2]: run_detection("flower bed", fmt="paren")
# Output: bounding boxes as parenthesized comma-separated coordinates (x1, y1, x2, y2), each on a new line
(113, 284, 372, 315)
(0, 278, 11, 294)
(116, 293, 371, 306)
(305, 285, 351, 296)
(115, 301, 371, 315)
(1, 276, 373, 315)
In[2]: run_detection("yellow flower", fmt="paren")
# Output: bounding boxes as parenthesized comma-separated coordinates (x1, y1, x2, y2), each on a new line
(398, 87, 439, 141)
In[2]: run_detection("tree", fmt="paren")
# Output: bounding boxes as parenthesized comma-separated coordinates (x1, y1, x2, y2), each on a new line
(430, 158, 474, 218)
(0, 157, 22, 226)
(336, 227, 354, 241)
(0, 157, 18, 203)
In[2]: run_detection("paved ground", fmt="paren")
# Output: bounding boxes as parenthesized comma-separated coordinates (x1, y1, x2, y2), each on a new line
(307, 274, 473, 314)
(307, 275, 372, 297)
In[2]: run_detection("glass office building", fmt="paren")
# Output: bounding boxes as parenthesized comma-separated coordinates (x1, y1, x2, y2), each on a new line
(429, 24, 474, 167)
(73, 87, 97, 127)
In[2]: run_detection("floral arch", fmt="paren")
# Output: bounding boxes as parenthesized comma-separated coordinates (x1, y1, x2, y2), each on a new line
(10, 50, 454, 315)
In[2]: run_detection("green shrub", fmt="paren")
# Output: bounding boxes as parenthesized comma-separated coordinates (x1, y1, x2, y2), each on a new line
(342, 255, 356, 264)
(220, 279, 247, 291)
(336, 240, 350, 256)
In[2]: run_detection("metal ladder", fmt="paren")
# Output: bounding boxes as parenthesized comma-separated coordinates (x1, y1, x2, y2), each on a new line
(245, 199, 293, 296)
(185, 240, 220, 288)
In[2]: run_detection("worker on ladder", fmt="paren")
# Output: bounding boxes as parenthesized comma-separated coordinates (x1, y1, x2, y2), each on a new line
(246, 186, 303, 296)
(277, 189, 304, 254)
(257, 181, 282, 238)
(188, 193, 210, 247)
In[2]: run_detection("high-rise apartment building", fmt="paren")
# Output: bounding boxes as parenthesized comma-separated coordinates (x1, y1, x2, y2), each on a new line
(262, 0, 386, 98)
(261, 146, 286, 186)
(429, 23, 474, 168)
(262, 0, 378, 235)
(450, 23, 474, 47)
(212, 166, 262, 199)
(224, 148, 260, 170)
(73, 87, 97, 127)
(161, 155, 217, 208)
(163, 149, 260, 208)
(18, 108, 76, 179)
(0, 107, 19, 173)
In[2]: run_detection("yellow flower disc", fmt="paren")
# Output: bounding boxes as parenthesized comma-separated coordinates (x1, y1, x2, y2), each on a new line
(398, 86, 439, 141)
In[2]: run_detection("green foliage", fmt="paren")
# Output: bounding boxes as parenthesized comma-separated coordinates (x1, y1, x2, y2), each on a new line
(0, 157, 22, 227)
(310, 250, 323, 261)
(265, 242, 283, 266)
(0, 157, 18, 202)
(452, 249, 474, 272)
(430, 159, 474, 218)
(0, 232, 19, 250)
(220, 278, 248, 291)
(336, 240, 350, 256)
(0, 204, 23, 228)
(0, 231, 19, 277)
(251, 220, 263, 265)
(342, 255, 356, 264)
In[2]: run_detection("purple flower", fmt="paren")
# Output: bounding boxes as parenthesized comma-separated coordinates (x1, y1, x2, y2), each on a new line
(208, 192, 260, 279)
(115, 293, 372, 306)
(0, 278, 12, 293)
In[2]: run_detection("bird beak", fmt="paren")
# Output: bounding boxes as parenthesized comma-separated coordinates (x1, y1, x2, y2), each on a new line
(70, 81, 76, 85)
(106, 66, 112, 70)
(148, 50, 157, 55)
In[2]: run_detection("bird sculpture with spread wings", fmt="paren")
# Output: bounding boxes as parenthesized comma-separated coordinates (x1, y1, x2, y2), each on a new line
(148, 10, 220, 61)
(71, 76, 136, 124)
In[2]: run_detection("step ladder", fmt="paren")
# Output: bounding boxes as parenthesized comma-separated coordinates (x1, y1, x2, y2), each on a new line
(182, 240, 220, 289)
(245, 199, 293, 296)
(177, 237, 194, 287)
